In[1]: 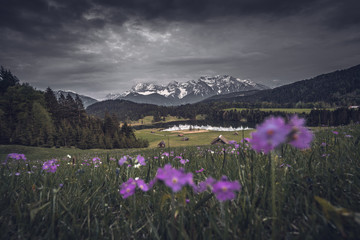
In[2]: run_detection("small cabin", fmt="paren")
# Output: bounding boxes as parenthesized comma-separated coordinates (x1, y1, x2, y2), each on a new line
(178, 134, 184, 137)
(182, 137, 189, 141)
(234, 132, 239, 135)
(158, 140, 166, 148)
(211, 135, 230, 145)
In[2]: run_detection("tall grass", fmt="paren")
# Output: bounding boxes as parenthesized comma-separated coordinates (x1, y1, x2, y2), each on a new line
(1, 124, 360, 239)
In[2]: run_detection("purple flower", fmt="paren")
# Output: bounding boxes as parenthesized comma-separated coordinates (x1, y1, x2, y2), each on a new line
(42, 159, 59, 173)
(345, 135, 352, 138)
(250, 116, 291, 154)
(162, 152, 170, 157)
(59, 183, 64, 188)
(288, 115, 313, 149)
(332, 131, 339, 135)
(136, 155, 146, 166)
(228, 140, 237, 144)
(156, 164, 193, 192)
(212, 178, 241, 202)
(118, 156, 127, 166)
(179, 158, 189, 165)
(195, 168, 204, 173)
(6, 153, 27, 163)
(148, 179, 157, 189)
(92, 157, 101, 164)
(193, 177, 215, 193)
(321, 142, 327, 147)
(136, 179, 150, 191)
(15, 172, 20, 176)
(119, 178, 137, 199)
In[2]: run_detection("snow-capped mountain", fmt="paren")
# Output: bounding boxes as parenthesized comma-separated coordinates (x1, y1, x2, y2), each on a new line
(108, 75, 269, 106)
(55, 90, 98, 108)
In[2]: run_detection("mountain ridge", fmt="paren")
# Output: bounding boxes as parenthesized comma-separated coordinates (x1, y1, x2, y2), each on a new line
(202, 64, 360, 105)
(106, 75, 269, 106)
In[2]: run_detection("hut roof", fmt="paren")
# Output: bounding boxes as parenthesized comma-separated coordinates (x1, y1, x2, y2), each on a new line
(211, 135, 230, 145)
(158, 140, 166, 147)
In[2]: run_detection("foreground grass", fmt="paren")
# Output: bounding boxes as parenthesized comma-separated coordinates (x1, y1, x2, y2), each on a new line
(1, 124, 360, 239)
(0, 145, 140, 162)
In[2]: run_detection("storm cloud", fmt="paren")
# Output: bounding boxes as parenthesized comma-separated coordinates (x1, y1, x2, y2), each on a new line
(1, 0, 360, 99)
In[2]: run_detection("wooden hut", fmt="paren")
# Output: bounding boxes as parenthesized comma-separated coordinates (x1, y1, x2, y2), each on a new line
(181, 137, 189, 141)
(234, 132, 239, 135)
(211, 135, 230, 145)
(158, 140, 166, 148)
(178, 134, 184, 137)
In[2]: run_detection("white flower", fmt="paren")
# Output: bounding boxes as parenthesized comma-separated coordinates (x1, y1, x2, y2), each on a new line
(67, 154, 71, 158)
(134, 163, 141, 168)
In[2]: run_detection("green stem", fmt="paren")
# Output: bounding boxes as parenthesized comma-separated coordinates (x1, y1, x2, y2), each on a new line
(270, 152, 277, 240)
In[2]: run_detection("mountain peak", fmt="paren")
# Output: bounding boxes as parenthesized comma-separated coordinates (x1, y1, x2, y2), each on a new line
(110, 75, 269, 106)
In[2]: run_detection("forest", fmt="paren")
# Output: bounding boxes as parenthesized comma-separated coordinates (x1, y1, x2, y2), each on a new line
(0, 66, 148, 149)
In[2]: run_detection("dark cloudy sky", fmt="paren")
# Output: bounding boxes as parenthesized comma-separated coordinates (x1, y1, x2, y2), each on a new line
(1, 0, 360, 99)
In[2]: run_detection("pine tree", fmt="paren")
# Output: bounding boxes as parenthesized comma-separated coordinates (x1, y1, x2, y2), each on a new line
(44, 87, 59, 121)
(0, 66, 19, 93)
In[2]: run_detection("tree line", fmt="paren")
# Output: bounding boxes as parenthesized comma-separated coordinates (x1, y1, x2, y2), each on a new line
(0, 66, 148, 149)
(205, 108, 360, 126)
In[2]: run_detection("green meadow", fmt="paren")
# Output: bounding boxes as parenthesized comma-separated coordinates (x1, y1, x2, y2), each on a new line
(1, 124, 360, 239)
(134, 128, 252, 148)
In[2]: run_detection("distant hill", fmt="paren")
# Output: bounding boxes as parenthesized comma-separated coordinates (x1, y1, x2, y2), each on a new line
(86, 99, 162, 121)
(203, 64, 360, 106)
(55, 90, 98, 108)
(202, 90, 260, 103)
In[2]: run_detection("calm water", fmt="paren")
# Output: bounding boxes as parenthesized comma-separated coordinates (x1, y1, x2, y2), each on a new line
(132, 120, 255, 130)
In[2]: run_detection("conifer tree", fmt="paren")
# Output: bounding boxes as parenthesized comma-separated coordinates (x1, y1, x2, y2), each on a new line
(0, 66, 19, 93)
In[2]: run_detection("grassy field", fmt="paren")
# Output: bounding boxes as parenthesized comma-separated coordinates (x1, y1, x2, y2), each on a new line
(122, 114, 206, 127)
(0, 145, 142, 162)
(0, 129, 252, 160)
(135, 128, 252, 148)
(223, 108, 319, 114)
(1, 123, 360, 239)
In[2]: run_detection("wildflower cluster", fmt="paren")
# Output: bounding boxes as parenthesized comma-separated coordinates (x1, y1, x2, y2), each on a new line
(42, 159, 60, 173)
(118, 155, 146, 168)
(249, 115, 313, 154)
(119, 164, 241, 202)
(92, 157, 102, 167)
(119, 177, 155, 198)
(156, 164, 194, 192)
(3, 153, 27, 164)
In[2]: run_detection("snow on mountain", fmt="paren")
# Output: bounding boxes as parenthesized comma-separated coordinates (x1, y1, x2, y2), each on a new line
(107, 75, 269, 105)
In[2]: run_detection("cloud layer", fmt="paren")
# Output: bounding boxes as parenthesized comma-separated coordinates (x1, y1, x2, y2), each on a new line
(1, 0, 360, 99)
